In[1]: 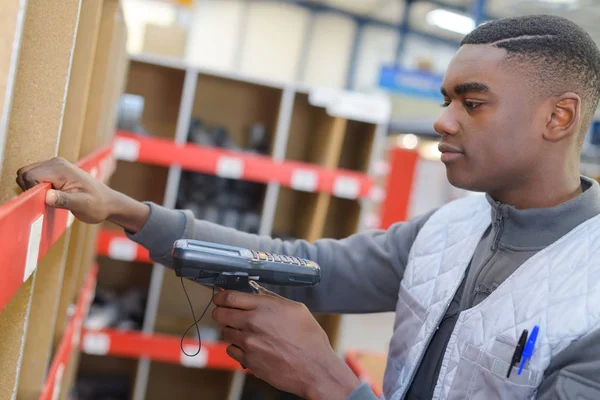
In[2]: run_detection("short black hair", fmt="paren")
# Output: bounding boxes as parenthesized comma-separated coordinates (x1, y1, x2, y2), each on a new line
(461, 15, 600, 130)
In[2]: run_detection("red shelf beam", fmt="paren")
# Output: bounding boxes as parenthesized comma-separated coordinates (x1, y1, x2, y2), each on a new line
(40, 264, 98, 400)
(96, 229, 150, 263)
(0, 145, 114, 313)
(80, 328, 243, 372)
(345, 350, 384, 398)
(113, 131, 375, 200)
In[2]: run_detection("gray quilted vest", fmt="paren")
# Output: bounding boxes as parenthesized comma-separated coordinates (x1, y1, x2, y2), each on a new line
(382, 194, 600, 400)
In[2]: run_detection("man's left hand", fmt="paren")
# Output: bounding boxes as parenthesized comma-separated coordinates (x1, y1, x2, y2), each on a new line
(212, 284, 361, 400)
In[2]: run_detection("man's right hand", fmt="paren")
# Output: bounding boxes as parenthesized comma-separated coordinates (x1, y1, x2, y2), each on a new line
(15, 157, 150, 233)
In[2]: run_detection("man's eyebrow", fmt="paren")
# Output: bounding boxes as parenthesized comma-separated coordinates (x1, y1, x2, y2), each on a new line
(454, 82, 490, 95)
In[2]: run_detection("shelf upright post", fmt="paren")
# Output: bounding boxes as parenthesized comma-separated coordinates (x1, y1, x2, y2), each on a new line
(132, 68, 199, 400)
(472, 0, 487, 26)
(258, 85, 296, 236)
(395, 0, 413, 68)
(358, 121, 390, 232)
(345, 20, 365, 90)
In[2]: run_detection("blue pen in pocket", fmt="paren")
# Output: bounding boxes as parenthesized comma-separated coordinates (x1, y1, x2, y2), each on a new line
(518, 325, 539, 375)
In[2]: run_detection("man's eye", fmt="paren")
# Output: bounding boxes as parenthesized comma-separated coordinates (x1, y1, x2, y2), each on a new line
(463, 101, 481, 110)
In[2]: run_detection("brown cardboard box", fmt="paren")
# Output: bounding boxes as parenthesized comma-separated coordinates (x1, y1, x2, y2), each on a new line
(142, 23, 186, 59)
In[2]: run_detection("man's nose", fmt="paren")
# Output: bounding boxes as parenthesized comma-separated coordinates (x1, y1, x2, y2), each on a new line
(434, 108, 460, 136)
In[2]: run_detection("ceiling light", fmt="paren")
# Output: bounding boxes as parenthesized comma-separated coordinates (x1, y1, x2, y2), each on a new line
(426, 9, 475, 35)
(399, 134, 419, 150)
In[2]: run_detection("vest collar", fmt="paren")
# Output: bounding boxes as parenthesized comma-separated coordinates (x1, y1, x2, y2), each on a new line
(484, 176, 600, 249)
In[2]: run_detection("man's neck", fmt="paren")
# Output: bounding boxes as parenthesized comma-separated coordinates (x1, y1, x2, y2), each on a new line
(489, 173, 583, 209)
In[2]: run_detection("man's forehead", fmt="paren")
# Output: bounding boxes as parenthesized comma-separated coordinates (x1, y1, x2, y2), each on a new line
(442, 44, 509, 92)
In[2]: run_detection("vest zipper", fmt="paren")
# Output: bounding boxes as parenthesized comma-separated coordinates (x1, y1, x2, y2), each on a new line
(490, 203, 504, 252)
(468, 203, 504, 306)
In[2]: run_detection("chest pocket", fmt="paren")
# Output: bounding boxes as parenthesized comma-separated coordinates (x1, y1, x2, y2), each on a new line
(447, 335, 542, 400)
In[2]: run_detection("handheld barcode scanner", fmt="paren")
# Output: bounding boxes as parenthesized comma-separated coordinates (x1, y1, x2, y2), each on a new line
(172, 239, 321, 294)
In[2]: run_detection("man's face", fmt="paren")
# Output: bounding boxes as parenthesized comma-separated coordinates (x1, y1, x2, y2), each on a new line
(435, 45, 546, 193)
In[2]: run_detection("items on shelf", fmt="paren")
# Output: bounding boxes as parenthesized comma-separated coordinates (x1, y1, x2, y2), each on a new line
(116, 93, 150, 135)
(85, 287, 147, 331)
(176, 119, 267, 233)
(71, 374, 130, 400)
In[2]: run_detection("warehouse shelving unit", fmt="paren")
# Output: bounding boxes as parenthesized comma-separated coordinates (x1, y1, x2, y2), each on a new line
(84, 51, 390, 399)
(0, 0, 128, 399)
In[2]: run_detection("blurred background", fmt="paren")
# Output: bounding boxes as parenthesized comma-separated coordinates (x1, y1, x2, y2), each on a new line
(83, 0, 600, 398)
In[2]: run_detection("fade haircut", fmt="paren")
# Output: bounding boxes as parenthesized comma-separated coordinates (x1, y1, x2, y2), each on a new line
(461, 15, 600, 133)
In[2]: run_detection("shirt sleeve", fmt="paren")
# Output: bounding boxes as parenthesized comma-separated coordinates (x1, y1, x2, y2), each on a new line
(126, 202, 433, 314)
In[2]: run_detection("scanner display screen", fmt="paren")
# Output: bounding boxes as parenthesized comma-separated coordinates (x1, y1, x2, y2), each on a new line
(189, 243, 240, 256)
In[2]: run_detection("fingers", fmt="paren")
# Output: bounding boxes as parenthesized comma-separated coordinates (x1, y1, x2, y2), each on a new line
(16, 158, 69, 190)
(226, 344, 246, 366)
(221, 326, 246, 348)
(16, 161, 43, 190)
(213, 290, 260, 310)
(212, 306, 251, 330)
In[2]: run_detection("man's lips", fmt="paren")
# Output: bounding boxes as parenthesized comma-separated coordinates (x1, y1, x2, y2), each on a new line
(438, 143, 464, 162)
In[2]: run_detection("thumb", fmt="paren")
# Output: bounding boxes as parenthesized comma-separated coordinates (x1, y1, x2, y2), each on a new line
(45, 189, 74, 209)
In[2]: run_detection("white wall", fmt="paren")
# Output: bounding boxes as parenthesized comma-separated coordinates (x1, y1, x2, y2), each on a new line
(239, 2, 309, 82)
(353, 25, 399, 92)
(301, 12, 356, 89)
(122, 0, 177, 54)
(185, 1, 245, 71)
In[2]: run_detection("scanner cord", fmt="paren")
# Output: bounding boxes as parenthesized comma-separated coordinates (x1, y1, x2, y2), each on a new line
(180, 278, 216, 357)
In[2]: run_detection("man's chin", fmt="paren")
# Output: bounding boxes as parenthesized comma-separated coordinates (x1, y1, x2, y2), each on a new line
(445, 170, 487, 193)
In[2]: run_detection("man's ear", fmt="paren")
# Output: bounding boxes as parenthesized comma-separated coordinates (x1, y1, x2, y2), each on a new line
(543, 93, 581, 142)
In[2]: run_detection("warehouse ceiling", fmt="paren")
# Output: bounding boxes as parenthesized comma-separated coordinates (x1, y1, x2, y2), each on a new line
(305, 0, 600, 46)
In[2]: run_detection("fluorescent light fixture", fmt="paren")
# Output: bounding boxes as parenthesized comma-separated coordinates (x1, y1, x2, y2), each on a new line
(426, 9, 475, 35)
(537, 0, 579, 5)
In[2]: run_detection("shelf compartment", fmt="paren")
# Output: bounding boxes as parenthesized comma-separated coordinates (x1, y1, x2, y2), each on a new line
(154, 272, 219, 336)
(192, 73, 283, 151)
(322, 197, 362, 240)
(125, 61, 186, 139)
(338, 120, 377, 172)
(146, 362, 236, 400)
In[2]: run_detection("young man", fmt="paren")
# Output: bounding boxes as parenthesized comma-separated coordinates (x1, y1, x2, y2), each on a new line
(16, 14, 600, 400)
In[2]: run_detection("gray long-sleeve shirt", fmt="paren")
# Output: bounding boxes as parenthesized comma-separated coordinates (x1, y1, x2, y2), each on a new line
(127, 176, 600, 399)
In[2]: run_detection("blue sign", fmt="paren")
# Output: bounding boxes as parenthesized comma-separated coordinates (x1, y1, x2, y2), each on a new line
(590, 120, 600, 145)
(378, 66, 444, 102)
